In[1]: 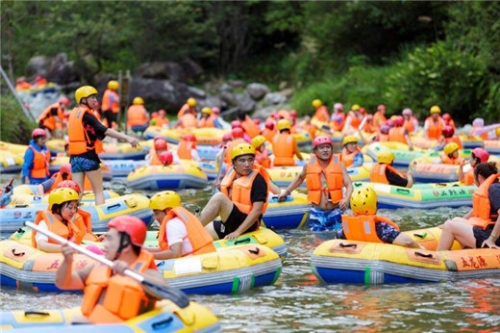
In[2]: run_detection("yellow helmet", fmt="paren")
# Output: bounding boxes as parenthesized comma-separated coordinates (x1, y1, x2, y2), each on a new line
(377, 151, 395, 164)
(187, 98, 197, 107)
(496, 127, 500, 137)
(12, 184, 36, 196)
(48, 188, 79, 210)
(312, 99, 323, 108)
(201, 107, 212, 115)
(351, 104, 361, 111)
(251, 135, 266, 149)
(277, 119, 291, 131)
(443, 142, 459, 155)
(74, 85, 98, 104)
(231, 144, 255, 160)
(430, 105, 441, 114)
(350, 186, 378, 215)
(149, 191, 182, 211)
(342, 135, 358, 146)
(133, 97, 144, 105)
(107, 80, 119, 90)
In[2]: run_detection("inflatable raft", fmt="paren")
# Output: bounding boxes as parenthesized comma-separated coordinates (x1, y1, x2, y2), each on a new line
(127, 163, 208, 190)
(0, 194, 153, 234)
(262, 193, 310, 230)
(310, 227, 500, 285)
(0, 150, 23, 174)
(0, 300, 220, 332)
(9, 186, 119, 206)
(144, 126, 227, 146)
(352, 181, 476, 209)
(363, 142, 426, 168)
(99, 142, 147, 160)
(484, 139, 500, 155)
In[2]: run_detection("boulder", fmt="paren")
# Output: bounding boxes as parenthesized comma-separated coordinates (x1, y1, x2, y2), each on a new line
(263, 92, 287, 106)
(235, 93, 256, 113)
(25, 56, 50, 78)
(134, 62, 186, 82)
(180, 57, 204, 79)
(252, 104, 291, 120)
(45, 53, 78, 85)
(246, 83, 270, 101)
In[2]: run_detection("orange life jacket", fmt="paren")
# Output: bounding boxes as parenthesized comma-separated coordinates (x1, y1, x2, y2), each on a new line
(159, 207, 216, 255)
(255, 149, 271, 169)
(341, 147, 360, 168)
(81, 250, 157, 324)
(220, 164, 271, 215)
(68, 107, 104, 155)
(177, 113, 197, 129)
(468, 174, 500, 229)
(302, 123, 317, 138)
(463, 168, 475, 186)
(362, 122, 377, 134)
(74, 209, 98, 241)
(261, 128, 276, 143)
(346, 112, 361, 130)
(272, 133, 296, 166)
(305, 154, 343, 205)
(342, 215, 400, 243)
(403, 119, 415, 133)
(377, 132, 389, 142)
(29, 147, 51, 179)
(373, 111, 387, 127)
(38, 103, 64, 131)
(439, 152, 463, 165)
(48, 172, 72, 193)
(314, 106, 330, 123)
(443, 136, 463, 149)
(223, 139, 245, 164)
(147, 148, 163, 166)
(198, 116, 215, 128)
(177, 141, 196, 160)
(241, 118, 260, 138)
(15, 82, 32, 91)
(370, 163, 403, 184)
(330, 112, 345, 132)
(156, 117, 170, 128)
(32, 211, 83, 249)
(177, 104, 195, 119)
(101, 89, 120, 113)
(388, 127, 407, 144)
(425, 116, 443, 140)
(126, 105, 148, 128)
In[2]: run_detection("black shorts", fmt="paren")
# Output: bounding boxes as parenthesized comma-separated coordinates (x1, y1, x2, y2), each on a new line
(103, 111, 118, 128)
(473, 224, 500, 248)
(213, 206, 259, 239)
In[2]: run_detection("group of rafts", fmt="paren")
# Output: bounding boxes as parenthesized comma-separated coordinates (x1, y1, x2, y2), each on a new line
(1, 116, 500, 330)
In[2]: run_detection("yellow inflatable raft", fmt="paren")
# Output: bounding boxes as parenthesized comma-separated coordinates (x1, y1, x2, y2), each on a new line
(144, 126, 227, 146)
(0, 150, 24, 174)
(127, 162, 209, 190)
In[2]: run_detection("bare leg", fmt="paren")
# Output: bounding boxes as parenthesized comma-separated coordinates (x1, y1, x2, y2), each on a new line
(86, 169, 104, 205)
(204, 223, 220, 240)
(437, 217, 475, 250)
(72, 172, 85, 201)
(198, 193, 234, 226)
(392, 234, 421, 249)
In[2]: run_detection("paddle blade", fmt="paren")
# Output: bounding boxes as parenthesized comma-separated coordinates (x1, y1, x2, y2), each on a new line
(142, 279, 190, 309)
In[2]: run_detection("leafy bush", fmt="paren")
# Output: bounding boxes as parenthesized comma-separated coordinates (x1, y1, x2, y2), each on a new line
(0, 94, 37, 144)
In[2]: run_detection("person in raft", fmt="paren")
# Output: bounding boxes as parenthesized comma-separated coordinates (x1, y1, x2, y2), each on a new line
(370, 151, 414, 188)
(22, 128, 51, 185)
(458, 147, 489, 185)
(336, 186, 421, 248)
(198, 144, 271, 240)
(55, 215, 167, 324)
(145, 191, 216, 259)
(278, 135, 353, 232)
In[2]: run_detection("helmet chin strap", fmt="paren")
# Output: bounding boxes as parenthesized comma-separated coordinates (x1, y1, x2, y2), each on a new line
(113, 232, 130, 261)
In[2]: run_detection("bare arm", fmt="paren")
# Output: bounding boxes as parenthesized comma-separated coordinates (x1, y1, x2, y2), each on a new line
(55, 243, 89, 290)
(293, 140, 303, 160)
(105, 128, 139, 148)
(146, 242, 183, 260)
(278, 164, 307, 200)
(406, 170, 414, 188)
(339, 163, 353, 210)
(38, 240, 63, 253)
(481, 210, 500, 249)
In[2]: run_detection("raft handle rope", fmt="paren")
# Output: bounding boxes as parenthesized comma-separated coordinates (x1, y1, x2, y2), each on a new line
(11, 249, 25, 256)
(339, 243, 357, 249)
(414, 251, 433, 259)
(24, 311, 50, 316)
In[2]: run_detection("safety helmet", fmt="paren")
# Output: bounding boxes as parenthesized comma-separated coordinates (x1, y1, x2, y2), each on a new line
(313, 135, 333, 149)
(48, 188, 79, 210)
(212, 107, 220, 114)
(265, 120, 275, 130)
(442, 113, 451, 121)
(377, 151, 395, 164)
(442, 125, 455, 138)
(108, 216, 147, 247)
(386, 120, 395, 128)
(56, 180, 81, 194)
(187, 98, 197, 107)
(366, 114, 374, 121)
(312, 99, 322, 108)
(379, 124, 390, 135)
(158, 109, 166, 116)
(231, 120, 242, 129)
(60, 163, 72, 176)
(107, 80, 119, 90)
(443, 142, 459, 155)
(342, 135, 358, 146)
(402, 108, 412, 117)
(59, 97, 70, 107)
(201, 107, 212, 115)
(159, 151, 173, 166)
(277, 119, 291, 131)
(231, 144, 255, 160)
(333, 103, 343, 111)
(393, 116, 404, 127)
(377, 104, 386, 111)
(222, 133, 233, 142)
(75, 86, 98, 104)
(253, 118, 261, 125)
(430, 105, 441, 114)
(154, 138, 168, 150)
(359, 107, 367, 115)
(350, 187, 378, 216)
(351, 104, 361, 111)
(133, 97, 144, 105)
(472, 118, 484, 127)
(149, 190, 181, 211)
(290, 110, 298, 119)
(183, 134, 197, 142)
(231, 127, 244, 138)
(32, 128, 47, 138)
(251, 135, 267, 149)
(472, 148, 489, 163)
(496, 127, 500, 137)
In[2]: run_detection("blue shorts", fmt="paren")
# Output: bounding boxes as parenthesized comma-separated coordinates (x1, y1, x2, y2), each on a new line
(309, 207, 342, 232)
(70, 156, 100, 173)
(131, 123, 149, 133)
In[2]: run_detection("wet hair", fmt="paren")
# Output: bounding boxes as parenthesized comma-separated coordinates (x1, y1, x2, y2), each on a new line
(237, 112, 246, 121)
(474, 162, 497, 181)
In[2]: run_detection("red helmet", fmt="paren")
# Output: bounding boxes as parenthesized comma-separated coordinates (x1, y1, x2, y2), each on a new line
(60, 163, 72, 176)
(183, 134, 197, 142)
(442, 125, 455, 138)
(159, 151, 173, 165)
(151, 111, 158, 118)
(154, 138, 168, 150)
(222, 133, 233, 142)
(253, 118, 261, 125)
(108, 216, 147, 247)
(265, 120, 275, 130)
(59, 97, 70, 107)
(290, 110, 298, 119)
(212, 107, 220, 115)
(359, 107, 367, 115)
(472, 148, 489, 163)
(32, 128, 46, 138)
(380, 125, 390, 134)
(158, 109, 166, 116)
(442, 113, 451, 121)
(394, 116, 404, 127)
(232, 127, 244, 138)
(56, 180, 81, 194)
(377, 104, 386, 111)
(313, 135, 333, 149)
(231, 120, 242, 129)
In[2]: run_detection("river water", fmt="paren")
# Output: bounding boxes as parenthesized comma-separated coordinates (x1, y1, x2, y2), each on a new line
(1, 177, 500, 332)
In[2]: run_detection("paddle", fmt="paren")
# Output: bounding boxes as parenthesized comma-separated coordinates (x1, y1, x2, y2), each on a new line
(4, 177, 15, 193)
(25, 221, 190, 309)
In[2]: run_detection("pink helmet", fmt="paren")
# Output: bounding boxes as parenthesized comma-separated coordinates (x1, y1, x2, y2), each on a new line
(380, 125, 390, 134)
(232, 127, 244, 138)
(32, 128, 47, 138)
(442, 113, 451, 121)
(394, 116, 404, 127)
(386, 120, 395, 128)
(333, 103, 343, 111)
(231, 120, 242, 129)
(472, 148, 489, 163)
(265, 120, 274, 130)
(366, 114, 374, 121)
(184, 134, 197, 142)
(359, 107, 367, 115)
(212, 107, 220, 115)
(222, 133, 233, 142)
(313, 135, 333, 149)
(472, 118, 484, 127)
(159, 151, 173, 165)
(253, 118, 261, 125)
(402, 108, 412, 117)
(151, 111, 159, 118)
(59, 97, 70, 107)
(442, 125, 455, 138)
(56, 180, 81, 194)
(377, 104, 386, 111)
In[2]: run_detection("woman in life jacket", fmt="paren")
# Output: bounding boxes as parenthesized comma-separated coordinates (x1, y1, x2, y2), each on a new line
(370, 151, 414, 188)
(22, 128, 51, 185)
(437, 162, 500, 250)
(337, 186, 421, 248)
(251, 135, 271, 169)
(439, 142, 463, 165)
(458, 148, 489, 185)
(341, 135, 363, 168)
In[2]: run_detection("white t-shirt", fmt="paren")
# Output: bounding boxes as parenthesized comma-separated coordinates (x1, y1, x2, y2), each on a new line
(166, 217, 194, 256)
(35, 220, 49, 244)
